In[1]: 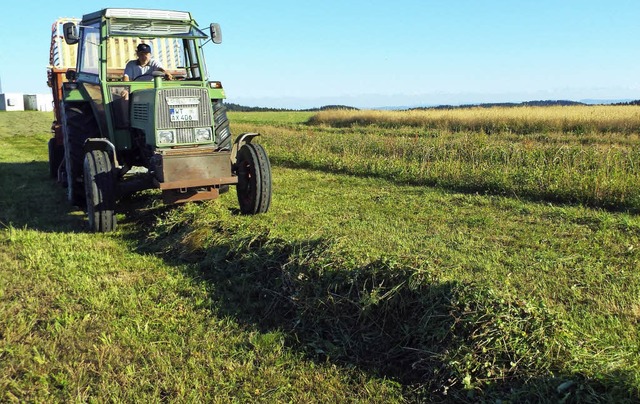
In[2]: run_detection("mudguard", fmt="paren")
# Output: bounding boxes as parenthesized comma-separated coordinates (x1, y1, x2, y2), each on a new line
(231, 132, 260, 163)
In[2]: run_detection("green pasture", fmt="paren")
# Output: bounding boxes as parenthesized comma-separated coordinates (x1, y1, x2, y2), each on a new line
(1, 110, 639, 402)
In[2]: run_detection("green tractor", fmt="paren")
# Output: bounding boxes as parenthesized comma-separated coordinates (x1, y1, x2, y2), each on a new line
(49, 8, 271, 232)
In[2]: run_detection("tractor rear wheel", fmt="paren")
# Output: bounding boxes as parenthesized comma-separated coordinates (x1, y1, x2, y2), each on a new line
(62, 103, 99, 206)
(236, 143, 271, 214)
(213, 100, 232, 150)
(48, 138, 63, 179)
(83, 149, 116, 232)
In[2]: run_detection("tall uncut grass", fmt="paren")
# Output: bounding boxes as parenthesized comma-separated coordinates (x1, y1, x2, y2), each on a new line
(241, 106, 640, 212)
(308, 105, 640, 135)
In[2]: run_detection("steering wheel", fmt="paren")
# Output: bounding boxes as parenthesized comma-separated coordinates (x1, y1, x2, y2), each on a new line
(133, 72, 154, 81)
(134, 71, 173, 81)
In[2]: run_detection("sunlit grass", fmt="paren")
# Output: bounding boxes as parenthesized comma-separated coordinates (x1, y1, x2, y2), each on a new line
(229, 111, 314, 126)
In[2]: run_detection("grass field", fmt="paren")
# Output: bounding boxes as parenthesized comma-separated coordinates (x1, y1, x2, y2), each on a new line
(1, 108, 639, 402)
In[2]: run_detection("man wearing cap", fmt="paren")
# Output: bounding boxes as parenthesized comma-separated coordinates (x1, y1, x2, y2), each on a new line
(123, 43, 173, 81)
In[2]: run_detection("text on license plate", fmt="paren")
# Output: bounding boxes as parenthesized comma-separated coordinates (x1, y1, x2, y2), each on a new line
(169, 107, 199, 122)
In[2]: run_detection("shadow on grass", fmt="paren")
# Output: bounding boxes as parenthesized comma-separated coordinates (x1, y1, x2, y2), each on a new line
(0, 162, 86, 232)
(128, 212, 639, 403)
(0, 161, 169, 233)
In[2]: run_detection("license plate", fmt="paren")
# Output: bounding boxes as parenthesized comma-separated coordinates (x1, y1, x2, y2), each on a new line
(169, 107, 199, 122)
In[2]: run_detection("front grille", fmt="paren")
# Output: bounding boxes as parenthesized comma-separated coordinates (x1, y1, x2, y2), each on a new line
(176, 128, 195, 143)
(157, 88, 212, 129)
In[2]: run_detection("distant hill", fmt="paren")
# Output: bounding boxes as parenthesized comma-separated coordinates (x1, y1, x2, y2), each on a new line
(411, 100, 586, 111)
(224, 100, 640, 112)
(581, 99, 636, 105)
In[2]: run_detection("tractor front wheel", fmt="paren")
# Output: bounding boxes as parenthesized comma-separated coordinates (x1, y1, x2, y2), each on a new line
(83, 149, 116, 232)
(236, 143, 272, 214)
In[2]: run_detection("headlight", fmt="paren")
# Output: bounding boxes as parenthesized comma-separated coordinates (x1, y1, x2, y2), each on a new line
(157, 129, 176, 145)
(194, 127, 212, 143)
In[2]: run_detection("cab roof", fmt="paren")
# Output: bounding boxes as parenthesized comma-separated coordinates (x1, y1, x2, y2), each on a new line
(82, 8, 193, 23)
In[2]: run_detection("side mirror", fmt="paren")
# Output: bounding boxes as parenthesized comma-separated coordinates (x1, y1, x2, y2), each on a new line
(210, 23, 222, 44)
(63, 22, 79, 45)
(65, 69, 77, 81)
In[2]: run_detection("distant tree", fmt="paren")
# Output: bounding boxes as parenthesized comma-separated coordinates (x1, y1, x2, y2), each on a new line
(224, 103, 290, 112)
(317, 105, 359, 111)
(223, 103, 358, 112)
(614, 100, 640, 106)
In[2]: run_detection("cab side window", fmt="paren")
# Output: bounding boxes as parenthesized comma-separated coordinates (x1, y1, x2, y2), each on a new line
(78, 23, 100, 76)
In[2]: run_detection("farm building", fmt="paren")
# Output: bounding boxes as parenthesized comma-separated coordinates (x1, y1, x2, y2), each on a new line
(0, 93, 25, 111)
(24, 94, 54, 112)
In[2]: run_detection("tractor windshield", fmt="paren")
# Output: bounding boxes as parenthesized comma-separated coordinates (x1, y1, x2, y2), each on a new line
(105, 17, 209, 81)
(106, 37, 206, 81)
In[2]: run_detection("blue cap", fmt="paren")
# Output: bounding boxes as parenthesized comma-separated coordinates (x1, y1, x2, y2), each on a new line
(137, 43, 151, 53)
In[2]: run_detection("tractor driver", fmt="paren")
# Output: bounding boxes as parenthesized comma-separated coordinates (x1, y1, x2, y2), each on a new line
(123, 43, 174, 81)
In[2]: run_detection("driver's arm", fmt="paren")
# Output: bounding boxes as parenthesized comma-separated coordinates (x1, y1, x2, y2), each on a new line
(158, 68, 173, 81)
(123, 61, 133, 81)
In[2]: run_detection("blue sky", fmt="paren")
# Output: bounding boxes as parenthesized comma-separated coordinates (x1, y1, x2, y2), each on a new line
(1, 0, 639, 108)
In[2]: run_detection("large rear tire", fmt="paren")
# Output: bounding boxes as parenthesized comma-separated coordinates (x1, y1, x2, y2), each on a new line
(83, 149, 116, 232)
(236, 143, 272, 214)
(213, 100, 232, 150)
(48, 138, 63, 179)
(62, 103, 99, 206)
